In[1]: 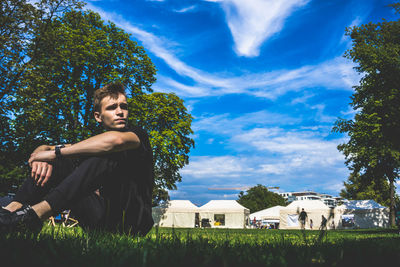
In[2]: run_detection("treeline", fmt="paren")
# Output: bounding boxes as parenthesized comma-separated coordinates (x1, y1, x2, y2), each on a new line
(0, 0, 194, 205)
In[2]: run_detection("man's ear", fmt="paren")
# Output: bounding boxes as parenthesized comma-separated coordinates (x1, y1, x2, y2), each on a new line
(94, 111, 102, 123)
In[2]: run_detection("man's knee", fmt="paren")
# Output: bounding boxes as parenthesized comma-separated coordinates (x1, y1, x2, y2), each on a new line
(70, 194, 105, 227)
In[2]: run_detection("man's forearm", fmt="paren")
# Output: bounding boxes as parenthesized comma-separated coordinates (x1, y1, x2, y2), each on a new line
(33, 145, 53, 153)
(59, 131, 139, 158)
(28, 131, 139, 163)
(33, 144, 72, 153)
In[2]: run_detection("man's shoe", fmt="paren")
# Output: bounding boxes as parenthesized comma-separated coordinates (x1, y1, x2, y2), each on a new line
(0, 205, 43, 232)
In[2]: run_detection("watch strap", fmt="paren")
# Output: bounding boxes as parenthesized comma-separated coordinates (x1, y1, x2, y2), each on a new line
(55, 144, 65, 158)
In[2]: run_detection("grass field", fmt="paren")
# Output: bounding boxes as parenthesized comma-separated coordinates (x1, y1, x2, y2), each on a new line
(1, 225, 399, 266)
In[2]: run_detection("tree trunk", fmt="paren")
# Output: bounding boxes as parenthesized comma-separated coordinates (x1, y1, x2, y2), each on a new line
(389, 178, 396, 227)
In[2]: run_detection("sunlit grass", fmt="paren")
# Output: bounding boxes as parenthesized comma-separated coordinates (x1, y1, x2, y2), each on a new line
(1, 225, 399, 266)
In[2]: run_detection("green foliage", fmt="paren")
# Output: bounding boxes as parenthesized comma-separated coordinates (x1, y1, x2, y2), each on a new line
(0, 0, 37, 109)
(340, 172, 392, 207)
(333, 3, 400, 226)
(0, 0, 83, 111)
(129, 93, 194, 193)
(237, 184, 286, 213)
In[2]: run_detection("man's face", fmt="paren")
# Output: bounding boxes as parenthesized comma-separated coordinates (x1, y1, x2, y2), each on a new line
(94, 93, 128, 130)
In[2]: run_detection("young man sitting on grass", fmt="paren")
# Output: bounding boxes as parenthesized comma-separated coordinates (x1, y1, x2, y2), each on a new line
(0, 82, 154, 235)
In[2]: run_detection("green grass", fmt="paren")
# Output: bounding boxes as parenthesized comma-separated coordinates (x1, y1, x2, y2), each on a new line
(1, 226, 399, 266)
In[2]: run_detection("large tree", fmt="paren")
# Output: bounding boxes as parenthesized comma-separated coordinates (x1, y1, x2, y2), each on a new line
(0, 0, 83, 195)
(1, 2, 194, 204)
(333, 3, 400, 226)
(237, 185, 286, 213)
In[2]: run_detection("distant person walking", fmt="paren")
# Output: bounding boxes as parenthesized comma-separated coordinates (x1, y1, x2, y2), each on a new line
(310, 219, 313, 230)
(320, 215, 327, 230)
(298, 208, 308, 230)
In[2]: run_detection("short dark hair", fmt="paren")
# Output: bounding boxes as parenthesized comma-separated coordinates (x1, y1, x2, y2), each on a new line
(93, 82, 126, 112)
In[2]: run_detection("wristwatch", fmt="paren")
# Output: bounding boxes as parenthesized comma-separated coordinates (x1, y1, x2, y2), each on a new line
(55, 144, 65, 159)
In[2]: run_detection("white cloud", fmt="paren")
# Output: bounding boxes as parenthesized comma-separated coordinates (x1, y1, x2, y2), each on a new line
(258, 164, 284, 175)
(232, 127, 344, 161)
(156, 57, 359, 99)
(340, 106, 357, 118)
(183, 114, 348, 191)
(324, 182, 345, 193)
(193, 111, 300, 136)
(206, 0, 310, 57)
(180, 140, 348, 194)
(310, 104, 337, 123)
(85, 3, 229, 87)
(291, 93, 314, 105)
(86, 3, 359, 100)
(174, 5, 197, 13)
(155, 76, 212, 97)
(180, 156, 254, 178)
(188, 109, 347, 180)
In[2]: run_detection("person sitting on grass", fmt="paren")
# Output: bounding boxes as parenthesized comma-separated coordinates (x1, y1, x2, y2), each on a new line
(0, 82, 154, 235)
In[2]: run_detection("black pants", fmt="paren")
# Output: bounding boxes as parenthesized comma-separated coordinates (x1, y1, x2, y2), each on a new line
(14, 155, 121, 227)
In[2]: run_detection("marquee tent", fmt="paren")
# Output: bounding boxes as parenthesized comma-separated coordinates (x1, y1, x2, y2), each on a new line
(334, 200, 389, 229)
(152, 200, 199, 228)
(250, 206, 283, 226)
(199, 200, 250, 229)
(279, 200, 333, 230)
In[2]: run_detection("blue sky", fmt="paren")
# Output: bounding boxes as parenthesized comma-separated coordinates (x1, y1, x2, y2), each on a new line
(85, 0, 399, 205)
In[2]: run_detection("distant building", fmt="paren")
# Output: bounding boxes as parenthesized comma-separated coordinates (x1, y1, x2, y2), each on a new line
(278, 191, 343, 208)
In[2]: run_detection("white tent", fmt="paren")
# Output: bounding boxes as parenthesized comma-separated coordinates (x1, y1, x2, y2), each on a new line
(199, 200, 250, 229)
(279, 200, 333, 230)
(250, 205, 283, 228)
(152, 200, 199, 228)
(334, 200, 389, 229)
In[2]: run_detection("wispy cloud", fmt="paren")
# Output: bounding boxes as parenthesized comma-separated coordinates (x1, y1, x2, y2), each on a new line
(310, 104, 337, 123)
(155, 57, 359, 99)
(206, 0, 310, 57)
(86, 3, 359, 100)
(193, 111, 301, 135)
(174, 5, 197, 13)
(85, 3, 229, 86)
(180, 156, 254, 178)
(231, 127, 344, 161)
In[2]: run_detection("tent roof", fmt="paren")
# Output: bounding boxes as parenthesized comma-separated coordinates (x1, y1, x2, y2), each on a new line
(200, 200, 250, 212)
(250, 206, 283, 219)
(154, 200, 199, 212)
(285, 200, 329, 210)
(336, 200, 387, 210)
